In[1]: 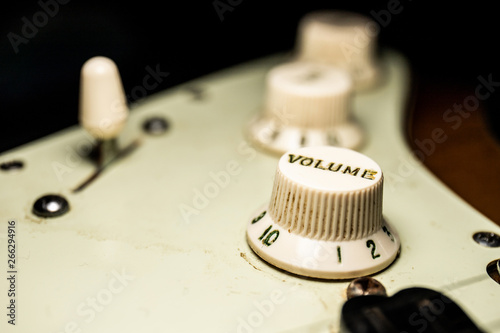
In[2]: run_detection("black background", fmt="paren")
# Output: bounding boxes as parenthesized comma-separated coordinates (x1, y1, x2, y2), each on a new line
(1, 0, 499, 153)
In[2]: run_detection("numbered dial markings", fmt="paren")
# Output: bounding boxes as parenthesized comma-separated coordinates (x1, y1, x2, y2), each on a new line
(246, 209, 400, 279)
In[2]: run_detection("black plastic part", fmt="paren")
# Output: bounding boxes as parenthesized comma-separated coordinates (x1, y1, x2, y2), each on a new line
(340, 287, 483, 333)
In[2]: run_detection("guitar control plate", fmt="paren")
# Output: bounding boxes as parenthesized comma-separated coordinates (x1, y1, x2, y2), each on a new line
(1, 51, 499, 332)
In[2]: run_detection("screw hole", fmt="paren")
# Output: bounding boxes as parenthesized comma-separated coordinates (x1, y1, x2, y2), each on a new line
(0, 160, 24, 171)
(143, 116, 169, 135)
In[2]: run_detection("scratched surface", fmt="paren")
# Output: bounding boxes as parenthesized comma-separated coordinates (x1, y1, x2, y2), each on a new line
(0, 51, 499, 333)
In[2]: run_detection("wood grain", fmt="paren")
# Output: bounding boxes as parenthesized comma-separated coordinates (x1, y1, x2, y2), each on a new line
(406, 76, 500, 226)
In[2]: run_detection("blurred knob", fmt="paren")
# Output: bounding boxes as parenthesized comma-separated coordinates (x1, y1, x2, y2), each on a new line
(246, 61, 363, 156)
(295, 10, 381, 90)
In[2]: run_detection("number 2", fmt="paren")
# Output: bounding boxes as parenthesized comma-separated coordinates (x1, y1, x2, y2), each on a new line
(366, 240, 380, 259)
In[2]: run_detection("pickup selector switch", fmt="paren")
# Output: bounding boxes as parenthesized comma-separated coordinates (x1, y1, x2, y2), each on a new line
(246, 61, 363, 155)
(79, 56, 129, 166)
(79, 56, 128, 140)
(246, 146, 400, 279)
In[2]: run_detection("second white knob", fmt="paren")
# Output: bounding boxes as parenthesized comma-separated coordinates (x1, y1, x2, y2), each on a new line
(246, 61, 363, 155)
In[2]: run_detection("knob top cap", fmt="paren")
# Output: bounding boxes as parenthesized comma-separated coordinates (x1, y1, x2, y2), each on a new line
(280, 146, 382, 192)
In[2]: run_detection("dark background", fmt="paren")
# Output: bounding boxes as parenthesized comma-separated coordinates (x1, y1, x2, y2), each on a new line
(1, 0, 499, 153)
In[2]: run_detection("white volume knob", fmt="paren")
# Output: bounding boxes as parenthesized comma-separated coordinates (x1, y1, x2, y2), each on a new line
(246, 146, 400, 279)
(246, 61, 363, 155)
(295, 10, 381, 90)
(79, 56, 128, 140)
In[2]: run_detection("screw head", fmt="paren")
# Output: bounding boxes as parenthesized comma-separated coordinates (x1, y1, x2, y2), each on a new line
(143, 116, 169, 135)
(32, 194, 70, 218)
(473, 232, 500, 247)
(346, 277, 387, 299)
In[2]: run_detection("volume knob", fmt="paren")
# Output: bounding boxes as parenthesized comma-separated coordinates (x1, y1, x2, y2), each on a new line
(246, 146, 400, 279)
(246, 61, 363, 155)
(295, 10, 381, 90)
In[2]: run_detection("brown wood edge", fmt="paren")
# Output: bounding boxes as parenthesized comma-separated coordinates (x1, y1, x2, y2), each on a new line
(403, 67, 500, 226)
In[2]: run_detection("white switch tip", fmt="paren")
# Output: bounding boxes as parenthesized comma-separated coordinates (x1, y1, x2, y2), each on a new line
(79, 56, 128, 140)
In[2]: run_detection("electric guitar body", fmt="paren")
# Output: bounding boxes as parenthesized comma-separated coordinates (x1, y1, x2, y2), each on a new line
(1, 7, 500, 333)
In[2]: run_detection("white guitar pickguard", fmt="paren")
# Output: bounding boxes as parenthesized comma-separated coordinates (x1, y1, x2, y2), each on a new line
(1, 50, 499, 333)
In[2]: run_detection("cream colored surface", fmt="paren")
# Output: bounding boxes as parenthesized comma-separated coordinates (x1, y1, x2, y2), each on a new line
(1, 51, 499, 332)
